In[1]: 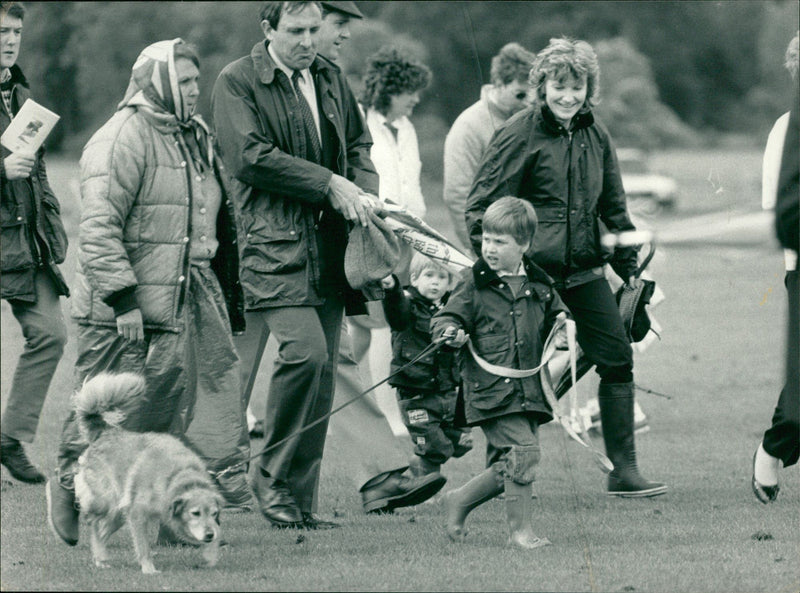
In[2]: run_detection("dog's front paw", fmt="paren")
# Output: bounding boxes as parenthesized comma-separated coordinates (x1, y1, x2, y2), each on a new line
(201, 541, 220, 567)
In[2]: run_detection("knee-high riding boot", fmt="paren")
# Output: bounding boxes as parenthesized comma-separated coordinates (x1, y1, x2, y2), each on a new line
(504, 479, 551, 549)
(599, 382, 667, 497)
(444, 468, 503, 542)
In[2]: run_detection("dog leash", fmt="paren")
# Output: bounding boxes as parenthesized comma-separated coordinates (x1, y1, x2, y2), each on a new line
(212, 340, 445, 479)
(464, 314, 614, 473)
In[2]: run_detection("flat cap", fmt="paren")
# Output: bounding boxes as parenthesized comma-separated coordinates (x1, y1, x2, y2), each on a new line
(320, 1, 364, 19)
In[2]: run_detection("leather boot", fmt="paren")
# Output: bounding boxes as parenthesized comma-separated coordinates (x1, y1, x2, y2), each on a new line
(444, 468, 503, 542)
(504, 479, 551, 549)
(599, 382, 667, 498)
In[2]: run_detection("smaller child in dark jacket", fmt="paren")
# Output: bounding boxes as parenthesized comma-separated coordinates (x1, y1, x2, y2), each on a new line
(431, 196, 570, 549)
(381, 253, 473, 485)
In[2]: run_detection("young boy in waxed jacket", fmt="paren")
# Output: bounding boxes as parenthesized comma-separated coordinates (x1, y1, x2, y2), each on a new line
(381, 253, 473, 485)
(431, 196, 569, 549)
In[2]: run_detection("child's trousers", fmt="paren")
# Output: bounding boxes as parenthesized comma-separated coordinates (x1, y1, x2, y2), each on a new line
(397, 388, 473, 470)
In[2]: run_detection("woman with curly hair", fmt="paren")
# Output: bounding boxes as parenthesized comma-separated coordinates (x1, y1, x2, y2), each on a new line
(348, 46, 432, 429)
(359, 46, 431, 220)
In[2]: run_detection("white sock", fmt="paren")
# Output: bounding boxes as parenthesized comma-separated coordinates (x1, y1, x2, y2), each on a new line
(754, 442, 779, 486)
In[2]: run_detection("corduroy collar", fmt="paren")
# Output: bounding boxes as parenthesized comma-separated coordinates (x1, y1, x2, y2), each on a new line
(472, 256, 554, 289)
(539, 104, 594, 137)
(251, 41, 336, 86)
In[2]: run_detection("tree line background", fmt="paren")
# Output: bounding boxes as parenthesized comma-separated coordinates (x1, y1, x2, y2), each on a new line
(17, 0, 800, 162)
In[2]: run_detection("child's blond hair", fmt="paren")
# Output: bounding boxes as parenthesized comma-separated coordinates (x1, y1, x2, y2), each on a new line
(409, 253, 455, 286)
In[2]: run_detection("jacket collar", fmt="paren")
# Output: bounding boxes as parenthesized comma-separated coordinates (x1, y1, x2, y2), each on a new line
(1, 64, 28, 89)
(406, 285, 449, 308)
(250, 41, 336, 86)
(473, 256, 554, 289)
(539, 104, 594, 136)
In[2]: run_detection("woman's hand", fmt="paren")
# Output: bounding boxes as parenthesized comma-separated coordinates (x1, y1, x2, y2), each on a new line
(381, 275, 396, 290)
(116, 308, 144, 342)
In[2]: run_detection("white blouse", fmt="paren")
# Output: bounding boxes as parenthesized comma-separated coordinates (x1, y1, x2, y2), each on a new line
(365, 108, 426, 220)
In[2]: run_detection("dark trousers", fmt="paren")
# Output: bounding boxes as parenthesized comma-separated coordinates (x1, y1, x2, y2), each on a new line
(397, 389, 472, 467)
(558, 277, 634, 384)
(243, 299, 343, 512)
(2, 270, 67, 442)
(763, 269, 799, 467)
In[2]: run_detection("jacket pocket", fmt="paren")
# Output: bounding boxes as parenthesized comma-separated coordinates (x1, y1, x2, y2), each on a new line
(241, 213, 306, 274)
(0, 211, 33, 272)
(40, 195, 69, 265)
(531, 205, 567, 269)
(467, 333, 514, 410)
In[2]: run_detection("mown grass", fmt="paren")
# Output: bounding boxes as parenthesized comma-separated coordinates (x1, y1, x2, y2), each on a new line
(2, 152, 798, 592)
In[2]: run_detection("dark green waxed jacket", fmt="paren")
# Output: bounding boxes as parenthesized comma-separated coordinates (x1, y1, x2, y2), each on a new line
(466, 105, 638, 290)
(431, 257, 569, 426)
(0, 65, 69, 302)
(212, 41, 379, 313)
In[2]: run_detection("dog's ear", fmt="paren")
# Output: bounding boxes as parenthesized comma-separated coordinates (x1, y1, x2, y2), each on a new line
(171, 496, 187, 518)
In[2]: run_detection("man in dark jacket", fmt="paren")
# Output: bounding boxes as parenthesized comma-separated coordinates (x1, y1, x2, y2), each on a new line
(0, 1, 69, 484)
(212, 0, 378, 529)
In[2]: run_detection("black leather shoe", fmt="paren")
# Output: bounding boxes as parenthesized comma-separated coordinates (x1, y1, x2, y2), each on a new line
(1, 436, 45, 484)
(752, 447, 780, 504)
(362, 470, 447, 514)
(46, 480, 79, 546)
(302, 512, 340, 530)
(254, 473, 303, 528)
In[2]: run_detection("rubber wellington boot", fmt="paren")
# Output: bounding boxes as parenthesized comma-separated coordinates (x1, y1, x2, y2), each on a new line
(444, 468, 503, 542)
(504, 479, 551, 549)
(599, 382, 667, 498)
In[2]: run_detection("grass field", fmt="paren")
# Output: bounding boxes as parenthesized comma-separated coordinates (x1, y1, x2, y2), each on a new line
(1, 150, 798, 592)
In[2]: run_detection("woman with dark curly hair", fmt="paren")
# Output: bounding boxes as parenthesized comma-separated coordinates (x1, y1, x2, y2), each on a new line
(359, 46, 431, 220)
(348, 46, 432, 431)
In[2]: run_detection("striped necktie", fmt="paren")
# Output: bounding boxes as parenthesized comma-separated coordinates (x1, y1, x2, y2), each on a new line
(291, 70, 322, 163)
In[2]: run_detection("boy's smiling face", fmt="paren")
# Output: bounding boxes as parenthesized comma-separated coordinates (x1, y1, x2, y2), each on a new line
(482, 231, 529, 275)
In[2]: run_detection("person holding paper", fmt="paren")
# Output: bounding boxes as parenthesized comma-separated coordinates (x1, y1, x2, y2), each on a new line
(0, 1, 69, 485)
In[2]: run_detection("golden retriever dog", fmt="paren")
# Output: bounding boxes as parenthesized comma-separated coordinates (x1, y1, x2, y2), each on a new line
(72, 372, 222, 574)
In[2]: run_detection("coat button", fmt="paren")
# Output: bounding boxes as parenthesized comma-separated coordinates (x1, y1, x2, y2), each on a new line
(200, 207, 206, 214)
(17, 216, 22, 221)
(525, 289, 531, 295)
(290, 230, 296, 235)
(180, 161, 187, 167)
(179, 275, 185, 282)
(183, 236, 189, 243)
(504, 378, 511, 383)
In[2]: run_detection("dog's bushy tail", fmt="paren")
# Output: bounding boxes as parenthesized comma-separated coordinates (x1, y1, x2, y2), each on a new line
(73, 372, 146, 442)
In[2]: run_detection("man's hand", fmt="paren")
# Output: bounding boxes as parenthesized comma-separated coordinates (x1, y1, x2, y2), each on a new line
(328, 174, 372, 227)
(116, 309, 144, 342)
(3, 152, 35, 180)
(381, 275, 396, 290)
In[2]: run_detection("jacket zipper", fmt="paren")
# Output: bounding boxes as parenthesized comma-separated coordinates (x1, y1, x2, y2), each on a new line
(175, 137, 194, 321)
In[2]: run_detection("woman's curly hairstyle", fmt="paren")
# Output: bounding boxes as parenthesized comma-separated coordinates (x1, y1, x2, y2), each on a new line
(529, 37, 600, 111)
(359, 46, 432, 116)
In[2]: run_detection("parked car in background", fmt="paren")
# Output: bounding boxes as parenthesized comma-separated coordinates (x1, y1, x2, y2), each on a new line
(618, 148, 678, 216)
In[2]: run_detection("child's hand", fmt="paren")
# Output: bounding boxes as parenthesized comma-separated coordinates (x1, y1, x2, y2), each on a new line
(381, 275, 396, 289)
(553, 326, 569, 350)
(441, 326, 468, 348)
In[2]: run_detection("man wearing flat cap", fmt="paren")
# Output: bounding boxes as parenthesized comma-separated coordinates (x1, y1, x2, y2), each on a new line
(213, 0, 379, 530)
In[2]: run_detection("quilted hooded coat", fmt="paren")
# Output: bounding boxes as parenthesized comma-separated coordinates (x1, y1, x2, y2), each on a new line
(71, 39, 244, 333)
